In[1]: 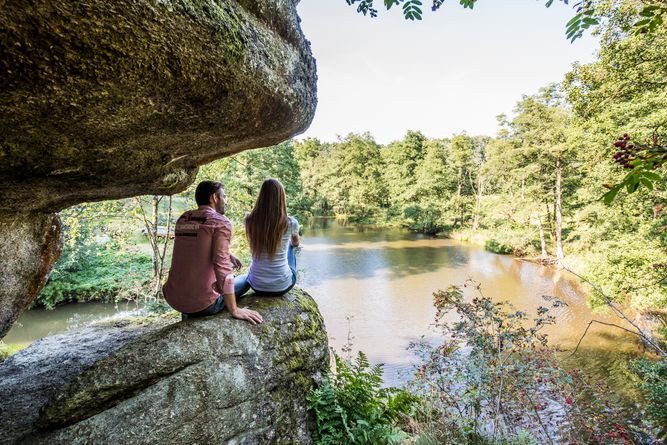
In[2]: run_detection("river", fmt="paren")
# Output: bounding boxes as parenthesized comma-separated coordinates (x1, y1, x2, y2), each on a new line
(4, 218, 644, 402)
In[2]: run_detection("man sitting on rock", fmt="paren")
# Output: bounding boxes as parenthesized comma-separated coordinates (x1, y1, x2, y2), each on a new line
(163, 180, 263, 324)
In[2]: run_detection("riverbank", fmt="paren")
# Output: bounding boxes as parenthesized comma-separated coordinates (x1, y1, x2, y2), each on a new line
(5, 222, 666, 439)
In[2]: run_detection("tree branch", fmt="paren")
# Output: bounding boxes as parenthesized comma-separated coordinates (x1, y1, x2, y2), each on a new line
(562, 266, 666, 357)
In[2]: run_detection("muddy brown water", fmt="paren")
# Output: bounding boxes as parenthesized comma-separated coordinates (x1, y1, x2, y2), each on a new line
(4, 218, 644, 403)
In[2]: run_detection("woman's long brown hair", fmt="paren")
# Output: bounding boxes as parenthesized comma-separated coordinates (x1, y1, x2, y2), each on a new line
(245, 178, 289, 258)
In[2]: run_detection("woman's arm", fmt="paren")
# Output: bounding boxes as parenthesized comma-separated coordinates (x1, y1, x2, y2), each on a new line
(289, 216, 300, 247)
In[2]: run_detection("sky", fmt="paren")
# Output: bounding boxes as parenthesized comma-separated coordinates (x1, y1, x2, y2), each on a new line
(295, 0, 600, 144)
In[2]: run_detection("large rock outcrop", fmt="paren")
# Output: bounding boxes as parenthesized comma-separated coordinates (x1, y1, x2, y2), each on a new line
(0, 214, 64, 340)
(0, 290, 329, 445)
(0, 0, 318, 337)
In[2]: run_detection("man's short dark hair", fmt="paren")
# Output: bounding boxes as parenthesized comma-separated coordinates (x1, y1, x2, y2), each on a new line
(195, 181, 223, 206)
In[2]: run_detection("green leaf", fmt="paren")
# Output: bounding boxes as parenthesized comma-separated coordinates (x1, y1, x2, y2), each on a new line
(639, 5, 660, 16)
(602, 186, 621, 205)
(643, 171, 662, 181)
(566, 13, 582, 27)
(627, 180, 639, 193)
(640, 177, 654, 191)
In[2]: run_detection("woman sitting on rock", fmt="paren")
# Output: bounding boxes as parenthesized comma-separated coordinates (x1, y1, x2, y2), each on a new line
(234, 178, 300, 297)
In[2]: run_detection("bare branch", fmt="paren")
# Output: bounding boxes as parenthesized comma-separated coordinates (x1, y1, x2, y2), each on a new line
(562, 266, 666, 357)
(569, 319, 649, 358)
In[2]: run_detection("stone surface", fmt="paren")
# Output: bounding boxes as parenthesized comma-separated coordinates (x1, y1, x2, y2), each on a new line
(0, 0, 318, 337)
(0, 213, 63, 339)
(0, 289, 329, 445)
(0, 0, 317, 212)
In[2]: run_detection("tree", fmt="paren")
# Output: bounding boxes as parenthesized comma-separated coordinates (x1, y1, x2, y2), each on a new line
(470, 136, 490, 231)
(409, 138, 456, 232)
(448, 134, 476, 228)
(128, 195, 173, 301)
(294, 138, 334, 215)
(507, 88, 573, 263)
(383, 130, 427, 213)
(328, 133, 387, 220)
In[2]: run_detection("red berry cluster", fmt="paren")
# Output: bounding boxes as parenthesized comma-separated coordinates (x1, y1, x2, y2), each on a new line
(612, 134, 636, 169)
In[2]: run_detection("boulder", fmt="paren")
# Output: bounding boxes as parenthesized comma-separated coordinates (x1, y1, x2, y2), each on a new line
(0, 214, 63, 339)
(0, 289, 329, 445)
(0, 0, 318, 336)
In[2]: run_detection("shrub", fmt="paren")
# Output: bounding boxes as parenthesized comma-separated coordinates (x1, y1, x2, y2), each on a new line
(629, 357, 667, 438)
(484, 238, 514, 254)
(407, 282, 645, 444)
(308, 351, 415, 445)
(36, 247, 152, 309)
(403, 204, 446, 235)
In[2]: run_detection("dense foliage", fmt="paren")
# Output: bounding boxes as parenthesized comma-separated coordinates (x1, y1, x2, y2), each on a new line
(406, 284, 651, 444)
(308, 351, 414, 445)
(36, 201, 153, 308)
(629, 357, 667, 438)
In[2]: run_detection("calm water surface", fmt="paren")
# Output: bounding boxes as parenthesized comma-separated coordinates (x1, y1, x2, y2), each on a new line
(5, 219, 643, 399)
(298, 219, 643, 398)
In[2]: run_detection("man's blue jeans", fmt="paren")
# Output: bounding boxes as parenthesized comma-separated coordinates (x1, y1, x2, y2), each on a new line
(181, 294, 225, 319)
(234, 244, 297, 297)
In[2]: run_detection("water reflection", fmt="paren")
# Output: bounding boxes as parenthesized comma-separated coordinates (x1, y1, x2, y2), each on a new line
(300, 219, 643, 391)
(4, 301, 139, 348)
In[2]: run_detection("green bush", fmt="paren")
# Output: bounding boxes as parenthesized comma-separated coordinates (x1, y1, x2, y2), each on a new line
(36, 247, 152, 309)
(482, 226, 540, 256)
(308, 351, 415, 445)
(484, 238, 514, 254)
(408, 283, 643, 444)
(403, 204, 446, 235)
(630, 357, 667, 438)
(582, 237, 667, 310)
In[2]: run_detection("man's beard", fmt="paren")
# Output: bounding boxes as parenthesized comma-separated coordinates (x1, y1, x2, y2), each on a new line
(215, 203, 225, 215)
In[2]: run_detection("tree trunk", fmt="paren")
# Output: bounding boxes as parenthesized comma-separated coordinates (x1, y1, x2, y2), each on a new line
(472, 174, 483, 231)
(545, 203, 555, 242)
(554, 157, 564, 264)
(538, 215, 547, 258)
(156, 196, 173, 299)
(151, 196, 161, 298)
(457, 167, 463, 196)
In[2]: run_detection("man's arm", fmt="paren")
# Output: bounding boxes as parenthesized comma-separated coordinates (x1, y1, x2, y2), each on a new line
(221, 279, 263, 325)
(230, 254, 243, 270)
(211, 222, 234, 294)
(212, 222, 262, 324)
